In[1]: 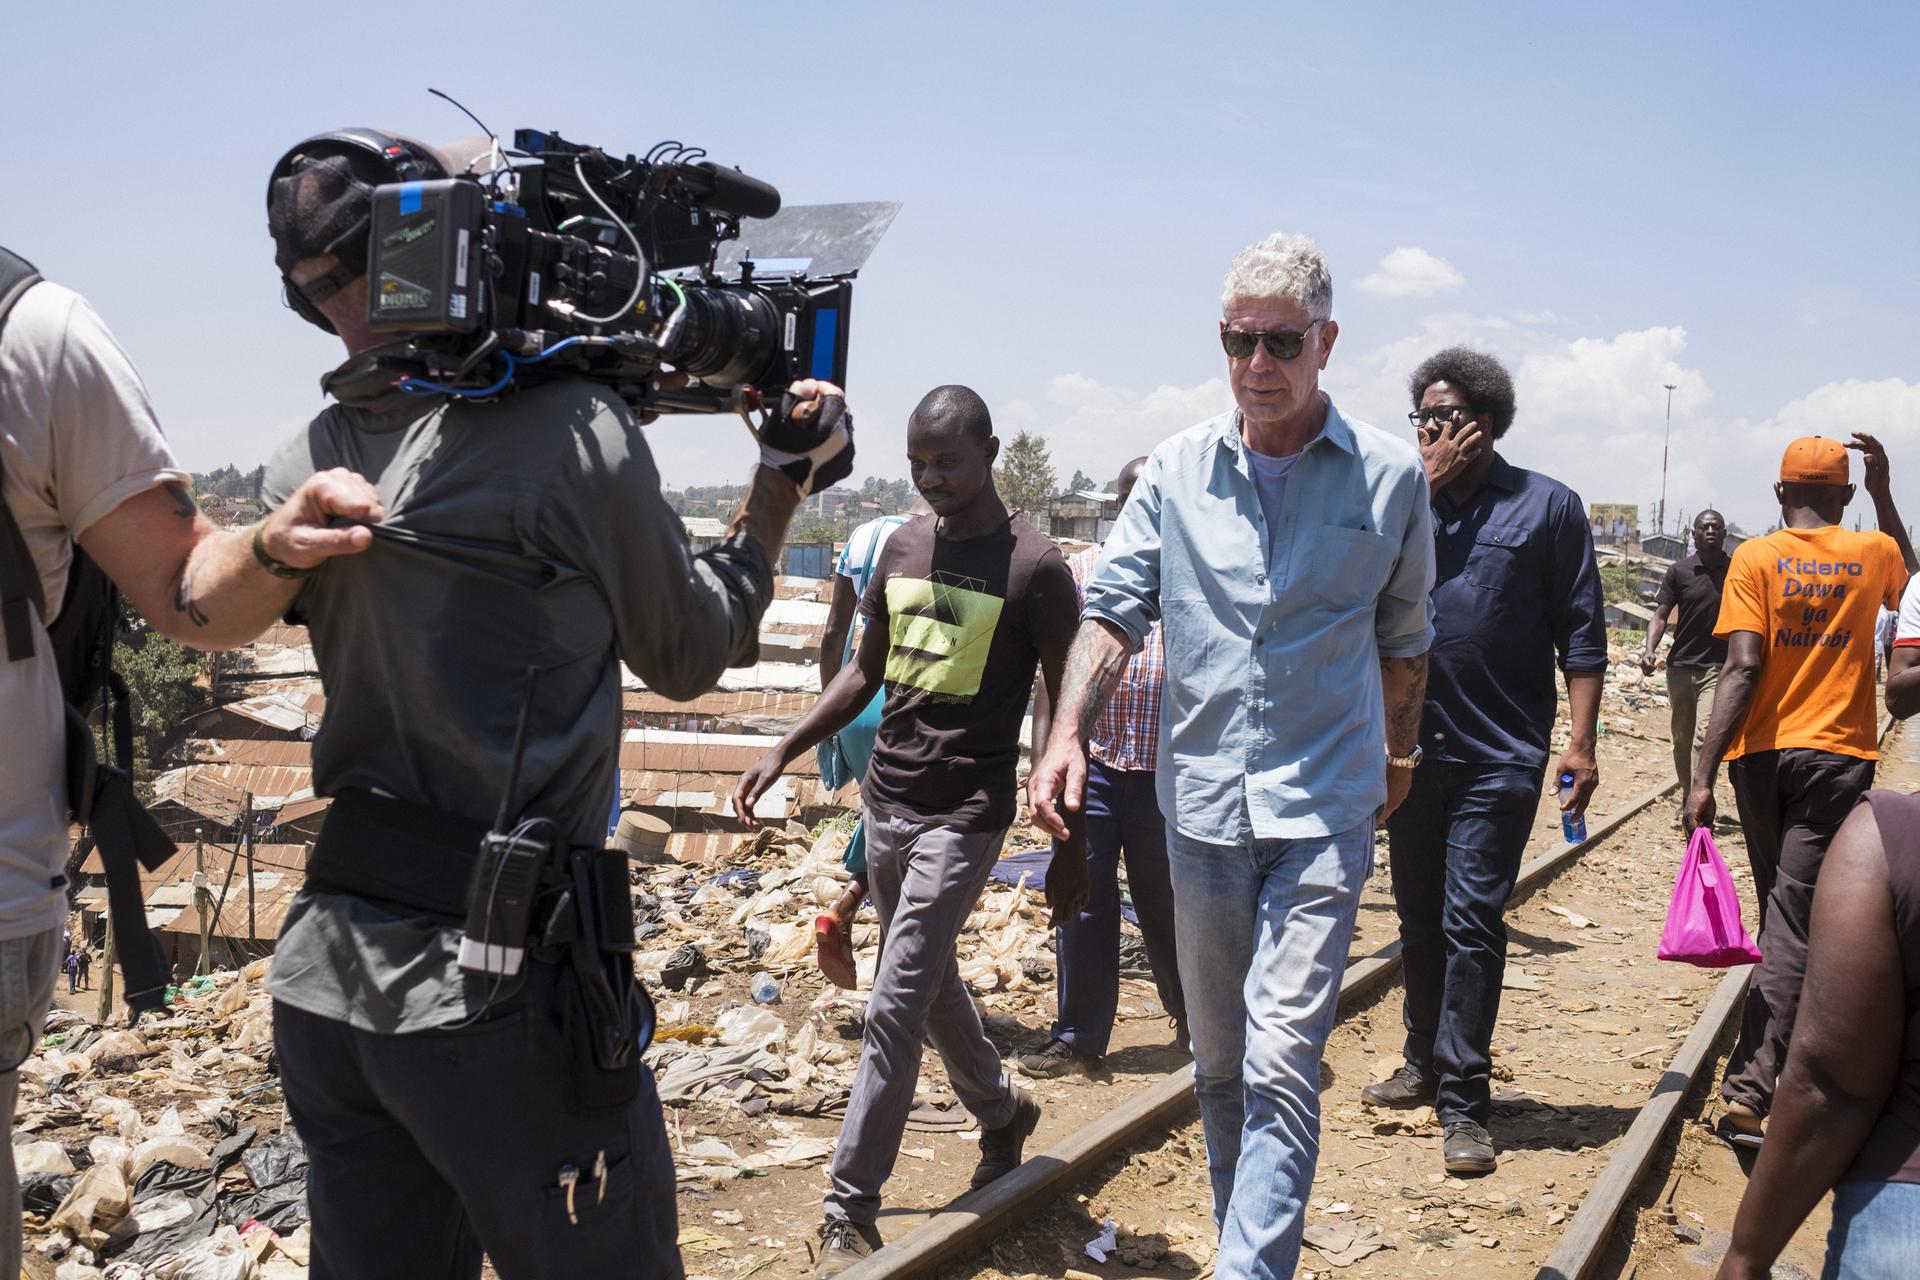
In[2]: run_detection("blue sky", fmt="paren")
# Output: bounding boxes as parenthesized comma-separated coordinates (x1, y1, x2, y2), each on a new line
(9, 3, 1920, 537)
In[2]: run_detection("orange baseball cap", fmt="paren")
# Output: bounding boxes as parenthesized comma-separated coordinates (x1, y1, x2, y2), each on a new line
(1779, 436, 1850, 485)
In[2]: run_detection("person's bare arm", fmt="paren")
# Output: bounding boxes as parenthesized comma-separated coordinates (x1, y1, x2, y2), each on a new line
(732, 611, 885, 825)
(1641, 606, 1671, 675)
(820, 573, 858, 690)
(728, 466, 802, 573)
(1029, 669, 1054, 765)
(1889, 646, 1920, 719)
(1379, 654, 1427, 825)
(1554, 671, 1603, 817)
(1852, 432, 1918, 573)
(1027, 618, 1132, 839)
(1035, 629, 1089, 924)
(1684, 631, 1764, 831)
(1717, 805, 1903, 1280)
(78, 473, 384, 650)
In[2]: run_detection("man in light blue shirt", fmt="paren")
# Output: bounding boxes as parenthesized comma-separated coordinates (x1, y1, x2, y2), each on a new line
(1032, 232, 1434, 1280)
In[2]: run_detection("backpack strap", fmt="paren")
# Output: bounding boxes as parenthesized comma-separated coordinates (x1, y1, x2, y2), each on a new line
(0, 248, 47, 662)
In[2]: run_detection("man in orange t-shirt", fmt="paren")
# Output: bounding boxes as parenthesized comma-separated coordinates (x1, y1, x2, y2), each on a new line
(1686, 434, 1916, 1138)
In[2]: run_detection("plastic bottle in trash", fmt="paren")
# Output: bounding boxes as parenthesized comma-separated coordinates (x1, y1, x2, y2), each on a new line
(1559, 773, 1587, 844)
(751, 971, 782, 1005)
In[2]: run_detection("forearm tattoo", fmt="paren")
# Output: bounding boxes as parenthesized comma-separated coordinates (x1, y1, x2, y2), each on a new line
(1381, 654, 1428, 749)
(172, 559, 209, 627)
(1063, 624, 1129, 740)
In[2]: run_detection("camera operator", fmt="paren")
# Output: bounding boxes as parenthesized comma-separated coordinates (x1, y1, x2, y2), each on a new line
(0, 248, 382, 1278)
(258, 132, 850, 1280)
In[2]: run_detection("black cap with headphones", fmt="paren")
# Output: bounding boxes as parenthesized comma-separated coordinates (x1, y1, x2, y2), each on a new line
(266, 129, 448, 333)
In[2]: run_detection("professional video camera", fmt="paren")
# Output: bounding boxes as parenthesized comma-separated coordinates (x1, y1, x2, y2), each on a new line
(362, 128, 898, 414)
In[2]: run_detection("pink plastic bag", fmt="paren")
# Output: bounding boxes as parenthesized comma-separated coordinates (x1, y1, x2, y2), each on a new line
(1657, 828, 1763, 967)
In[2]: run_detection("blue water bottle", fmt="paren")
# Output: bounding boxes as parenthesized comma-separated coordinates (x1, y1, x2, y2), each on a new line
(1559, 772, 1586, 844)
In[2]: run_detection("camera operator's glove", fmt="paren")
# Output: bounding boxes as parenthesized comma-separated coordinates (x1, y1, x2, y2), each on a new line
(758, 391, 855, 497)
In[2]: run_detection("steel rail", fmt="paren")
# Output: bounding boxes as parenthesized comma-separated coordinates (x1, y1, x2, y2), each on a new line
(841, 775, 1683, 1279)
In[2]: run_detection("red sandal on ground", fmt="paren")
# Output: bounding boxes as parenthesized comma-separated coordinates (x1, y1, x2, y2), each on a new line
(815, 914, 859, 989)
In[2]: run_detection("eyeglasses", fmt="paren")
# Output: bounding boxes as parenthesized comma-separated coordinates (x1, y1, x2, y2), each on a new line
(1220, 322, 1321, 361)
(1408, 405, 1472, 428)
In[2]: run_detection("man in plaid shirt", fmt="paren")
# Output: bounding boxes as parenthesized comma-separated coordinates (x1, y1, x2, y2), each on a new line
(1023, 456, 1187, 1077)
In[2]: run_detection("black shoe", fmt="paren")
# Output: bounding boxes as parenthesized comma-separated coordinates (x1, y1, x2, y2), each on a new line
(1443, 1121, 1496, 1174)
(816, 1218, 882, 1277)
(972, 1090, 1041, 1188)
(1016, 1038, 1098, 1079)
(1361, 1065, 1437, 1109)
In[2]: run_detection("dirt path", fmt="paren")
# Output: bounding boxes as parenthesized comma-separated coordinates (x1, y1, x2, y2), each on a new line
(934, 752, 1741, 1279)
(672, 685, 1692, 1278)
(1589, 716, 1920, 1280)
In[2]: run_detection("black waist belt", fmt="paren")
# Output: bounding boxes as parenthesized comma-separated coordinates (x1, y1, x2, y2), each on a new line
(308, 790, 491, 924)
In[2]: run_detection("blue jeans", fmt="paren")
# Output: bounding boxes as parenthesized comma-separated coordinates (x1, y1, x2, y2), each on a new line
(1051, 760, 1186, 1057)
(1386, 761, 1544, 1127)
(1168, 823, 1371, 1280)
(1825, 1180, 1920, 1279)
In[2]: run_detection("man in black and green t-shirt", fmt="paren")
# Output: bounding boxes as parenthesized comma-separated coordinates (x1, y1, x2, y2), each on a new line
(734, 385, 1082, 1276)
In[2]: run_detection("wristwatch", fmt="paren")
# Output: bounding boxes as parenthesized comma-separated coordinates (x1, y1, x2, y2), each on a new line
(1386, 745, 1424, 770)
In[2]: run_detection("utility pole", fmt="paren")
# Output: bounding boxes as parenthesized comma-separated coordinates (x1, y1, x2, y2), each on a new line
(1657, 383, 1677, 539)
(96, 914, 115, 1024)
(193, 827, 212, 977)
(242, 792, 257, 947)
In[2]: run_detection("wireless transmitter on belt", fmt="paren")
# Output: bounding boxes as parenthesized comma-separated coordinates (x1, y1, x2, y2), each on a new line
(459, 669, 550, 979)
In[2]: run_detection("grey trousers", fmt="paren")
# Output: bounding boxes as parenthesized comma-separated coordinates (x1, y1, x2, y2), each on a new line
(1, 927, 61, 1280)
(1668, 664, 1720, 794)
(824, 806, 1019, 1227)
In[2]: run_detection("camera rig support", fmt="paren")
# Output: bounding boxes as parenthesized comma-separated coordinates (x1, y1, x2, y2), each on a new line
(362, 128, 899, 413)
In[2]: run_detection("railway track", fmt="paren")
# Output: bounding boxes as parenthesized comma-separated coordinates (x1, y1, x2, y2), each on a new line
(851, 720, 1904, 1280)
(840, 773, 1697, 1279)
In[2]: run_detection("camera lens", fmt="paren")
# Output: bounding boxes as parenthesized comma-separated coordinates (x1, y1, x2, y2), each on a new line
(662, 285, 782, 389)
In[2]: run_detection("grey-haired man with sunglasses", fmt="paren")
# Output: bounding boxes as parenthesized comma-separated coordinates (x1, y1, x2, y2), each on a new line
(1031, 232, 1435, 1279)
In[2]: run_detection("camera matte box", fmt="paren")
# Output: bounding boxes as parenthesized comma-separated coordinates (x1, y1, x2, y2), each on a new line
(367, 179, 485, 333)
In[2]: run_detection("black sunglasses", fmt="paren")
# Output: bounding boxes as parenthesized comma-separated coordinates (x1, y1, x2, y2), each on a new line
(1408, 405, 1472, 428)
(1220, 322, 1320, 361)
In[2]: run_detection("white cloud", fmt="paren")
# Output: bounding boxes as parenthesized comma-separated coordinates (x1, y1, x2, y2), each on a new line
(1356, 247, 1466, 299)
(1000, 372, 1233, 486)
(1002, 320, 1920, 541)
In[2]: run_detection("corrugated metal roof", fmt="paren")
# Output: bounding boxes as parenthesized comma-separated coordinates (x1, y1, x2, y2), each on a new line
(175, 739, 314, 767)
(150, 763, 314, 812)
(79, 840, 307, 882)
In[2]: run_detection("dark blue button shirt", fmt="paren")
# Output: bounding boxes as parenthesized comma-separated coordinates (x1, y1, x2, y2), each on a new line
(1423, 454, 1608, 768)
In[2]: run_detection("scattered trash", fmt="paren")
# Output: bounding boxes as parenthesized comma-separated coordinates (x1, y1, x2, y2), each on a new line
(1302, 1222, 1392, 1267)
(1084, 1218, 1120, 1262)
(1546, 904, 1598, 929)
(750, 971, 782, 1005)
(659, 943, 714, 992)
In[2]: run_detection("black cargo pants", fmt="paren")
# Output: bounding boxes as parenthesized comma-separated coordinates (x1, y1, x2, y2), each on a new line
(274, 960, 683, 1280)
(1720, 746, 1875, 1113)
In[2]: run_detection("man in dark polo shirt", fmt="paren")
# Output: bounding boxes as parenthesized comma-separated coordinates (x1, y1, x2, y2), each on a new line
(1362, 347, 1607, 1176)
(1641, 510, 1731, 797)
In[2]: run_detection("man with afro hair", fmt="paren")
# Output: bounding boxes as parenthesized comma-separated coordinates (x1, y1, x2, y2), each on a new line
(1362, 346, 1607, 1176)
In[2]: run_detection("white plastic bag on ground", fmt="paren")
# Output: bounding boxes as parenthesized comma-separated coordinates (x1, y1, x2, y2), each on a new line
(85, 1030, 152, 1067)
(131, 1134, 212, 1179)
(86, 1136, 132, 1176)
(150, 1226, 259, 1280)
(714, 1005, 786, 1050)
(87, 1097, 145, 1143)
(48, 1162, 131, 1251)
(16, 1138, 76, 1175)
